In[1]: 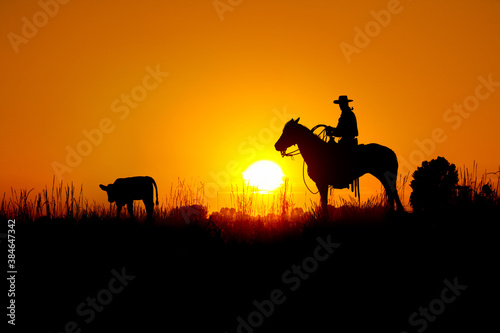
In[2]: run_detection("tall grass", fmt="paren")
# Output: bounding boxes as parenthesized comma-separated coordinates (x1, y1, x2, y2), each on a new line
(0, 178, 112, 222)
(227, 178, 295, 217)
(455, 162, 499, 209)
(1, 165, 497, 242)
(208, 178, 307, 242)
(156, 178, 208, 223)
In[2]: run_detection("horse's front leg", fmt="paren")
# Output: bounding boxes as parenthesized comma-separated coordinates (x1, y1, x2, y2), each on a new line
(317, 182, 329, 219)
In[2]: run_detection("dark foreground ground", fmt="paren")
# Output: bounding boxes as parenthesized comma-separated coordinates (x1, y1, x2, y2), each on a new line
(8, 212, 498, 332)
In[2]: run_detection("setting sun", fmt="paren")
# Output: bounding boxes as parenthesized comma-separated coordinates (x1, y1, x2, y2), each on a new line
(242, 160, 285, 192)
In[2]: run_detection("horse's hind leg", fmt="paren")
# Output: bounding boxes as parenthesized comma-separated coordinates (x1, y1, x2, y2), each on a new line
(381, 182, 395, 210)
(377, 171, 404, 212)
(393, 190, 404, 212)
(385, 171, 404, 212)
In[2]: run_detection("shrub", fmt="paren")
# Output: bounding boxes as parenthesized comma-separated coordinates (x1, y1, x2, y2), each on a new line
(410, 156, 458, 213)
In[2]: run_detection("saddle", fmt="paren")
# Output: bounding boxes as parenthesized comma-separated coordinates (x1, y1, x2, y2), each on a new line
(328, 138, 360, 196)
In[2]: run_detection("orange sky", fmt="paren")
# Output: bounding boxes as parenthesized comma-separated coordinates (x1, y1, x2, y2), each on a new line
(1, 0, 499, 210)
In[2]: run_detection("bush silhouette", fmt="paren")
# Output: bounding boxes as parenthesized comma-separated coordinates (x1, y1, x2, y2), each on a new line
(410, 156, 458, 213)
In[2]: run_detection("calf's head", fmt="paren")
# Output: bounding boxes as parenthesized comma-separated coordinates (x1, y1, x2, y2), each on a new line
(99, 184, 115, 203)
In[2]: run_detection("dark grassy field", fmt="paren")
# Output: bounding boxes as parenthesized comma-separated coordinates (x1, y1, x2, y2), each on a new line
(7, 209, 497, 333)
(4, 177, 499, 332)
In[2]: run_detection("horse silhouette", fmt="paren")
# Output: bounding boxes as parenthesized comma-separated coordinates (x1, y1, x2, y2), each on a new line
(275, 118, 404, 216)
(100, 176, 159, 221)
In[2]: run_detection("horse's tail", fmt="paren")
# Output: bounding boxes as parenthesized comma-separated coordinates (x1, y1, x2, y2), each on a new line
(362, 144, 404, 212)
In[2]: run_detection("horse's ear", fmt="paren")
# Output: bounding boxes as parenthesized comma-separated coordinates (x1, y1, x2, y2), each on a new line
(294, 117, 300, 123)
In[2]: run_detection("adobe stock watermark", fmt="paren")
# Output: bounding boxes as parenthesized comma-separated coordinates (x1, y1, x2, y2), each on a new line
(49, 267, 135, 333)
(213, 0, 244, 21)
(204, 106, 298, 199)
(339, 0, 407, 64)
(7, 0, 72, 54)
(51, 64, 169, 180)
(384, 73, 499, 191)
(400, 276, 467, 333)
(226, 234, 340, 333)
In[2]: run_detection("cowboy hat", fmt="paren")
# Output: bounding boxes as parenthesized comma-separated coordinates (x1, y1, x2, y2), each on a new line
(333, 95, 353, 104)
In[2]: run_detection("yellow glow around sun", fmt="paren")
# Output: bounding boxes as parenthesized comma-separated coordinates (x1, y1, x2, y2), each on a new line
(242, 160, 285, 192)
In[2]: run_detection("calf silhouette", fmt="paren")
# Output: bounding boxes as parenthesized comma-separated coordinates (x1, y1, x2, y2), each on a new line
(99, 176, 159, 221)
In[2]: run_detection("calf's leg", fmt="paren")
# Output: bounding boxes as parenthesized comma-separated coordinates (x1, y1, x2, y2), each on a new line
(126, 201, 134, 218)
(144, 199, 154, 222)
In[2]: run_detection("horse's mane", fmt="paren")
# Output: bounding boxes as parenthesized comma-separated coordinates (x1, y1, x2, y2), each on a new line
(290, 121, 331, 146)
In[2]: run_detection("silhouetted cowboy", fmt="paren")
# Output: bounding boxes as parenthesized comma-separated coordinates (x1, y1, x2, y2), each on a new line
(326, 95, 359, 189)
(326, 95, 358, 145)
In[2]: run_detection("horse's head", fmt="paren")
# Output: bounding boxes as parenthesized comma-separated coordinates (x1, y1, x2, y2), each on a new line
(275, 117, 301, 155)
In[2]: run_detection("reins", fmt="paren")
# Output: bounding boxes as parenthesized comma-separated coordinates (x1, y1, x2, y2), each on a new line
(280, 148, 318, 193)
(280, 148, 300, 159)
(302, 159, 318, 194)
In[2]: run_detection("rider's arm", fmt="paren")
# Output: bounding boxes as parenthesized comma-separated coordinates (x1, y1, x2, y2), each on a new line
(328, 126, 342, 137)
(330, 114, 346, 137)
